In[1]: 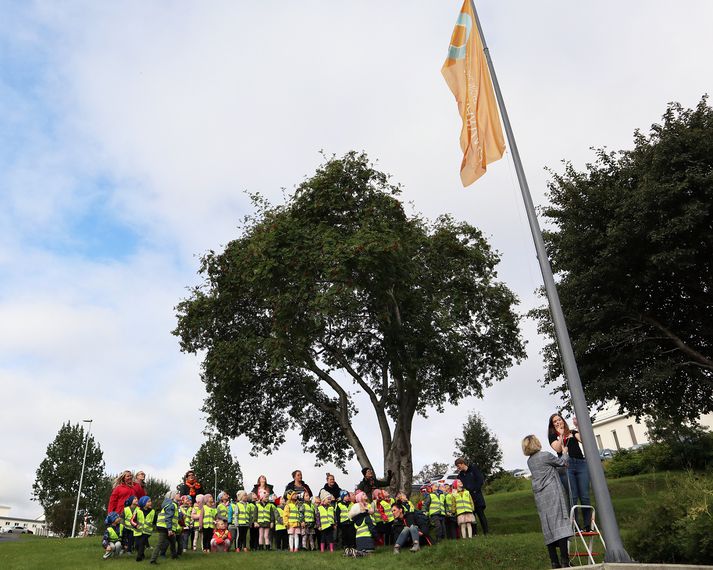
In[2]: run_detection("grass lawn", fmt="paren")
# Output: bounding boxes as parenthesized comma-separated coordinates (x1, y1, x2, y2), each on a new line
(1, 471, 706, 569)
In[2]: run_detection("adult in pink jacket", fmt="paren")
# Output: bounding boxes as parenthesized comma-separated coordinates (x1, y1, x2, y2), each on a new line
(107, 470, 135, 514)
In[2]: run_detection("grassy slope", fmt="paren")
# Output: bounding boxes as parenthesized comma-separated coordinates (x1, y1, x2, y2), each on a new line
(0, 471, 703, 570)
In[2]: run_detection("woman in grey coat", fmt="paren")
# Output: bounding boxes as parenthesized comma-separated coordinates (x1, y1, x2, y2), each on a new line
(523, 434, 572, 568)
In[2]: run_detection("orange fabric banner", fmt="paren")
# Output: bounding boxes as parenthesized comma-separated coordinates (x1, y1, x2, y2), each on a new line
(442, 0, 505, 186)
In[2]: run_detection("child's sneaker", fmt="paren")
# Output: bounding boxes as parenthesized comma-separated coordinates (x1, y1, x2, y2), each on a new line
(103, 551, 112, 559)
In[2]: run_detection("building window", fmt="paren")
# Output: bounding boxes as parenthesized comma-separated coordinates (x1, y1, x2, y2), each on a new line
(596, 434, 603, 450)
(611, 430, 621, 450)
(627, 424, 638, 446)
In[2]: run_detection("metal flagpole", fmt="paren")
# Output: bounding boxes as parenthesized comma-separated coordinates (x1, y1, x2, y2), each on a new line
(469, 1, 631, 562)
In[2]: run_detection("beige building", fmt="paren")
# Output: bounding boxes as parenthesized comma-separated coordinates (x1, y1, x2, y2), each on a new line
(591, 401, 713, 451)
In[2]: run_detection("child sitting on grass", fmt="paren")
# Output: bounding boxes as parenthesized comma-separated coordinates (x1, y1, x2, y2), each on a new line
(210, 518, 232, 552)
(102, 512, 123, 559)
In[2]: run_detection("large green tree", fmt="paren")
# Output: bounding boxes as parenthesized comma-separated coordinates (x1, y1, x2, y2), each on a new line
(454, 411, 502, 478)
(531, 98, 713, 420)
(32, 422, 105, 536)
(174, 152, 525, 491)
(189, 435, 244, 498)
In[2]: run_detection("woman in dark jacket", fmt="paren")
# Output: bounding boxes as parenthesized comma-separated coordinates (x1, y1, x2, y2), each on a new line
(283, 469, 313, 500)
(391, 502, 428, 553)
(251, 474, 274, 498)
(356, 467, 392, 497)
(177, 470, 202, 501)
(322, 473, 341, 499)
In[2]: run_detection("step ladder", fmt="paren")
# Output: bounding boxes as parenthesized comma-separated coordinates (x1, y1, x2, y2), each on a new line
(568, 505, 606, 566)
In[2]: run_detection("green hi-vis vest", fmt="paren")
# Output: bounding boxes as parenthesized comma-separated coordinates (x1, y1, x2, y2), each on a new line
(444, 493, 456, 516)
(179, 506, 192, 529)
(455, 490, 474, 515)
(234, 502, 250, 526)
(123, 506, 138, 534)
(355, 519, 371, 539)
(246, 502, 256, 523)
(274, 506, 286, 531)
(157, 501, 179, 531)
(302, 502, 315, 524)
(136, 509, 156, 535)
(288, 503, 301, 525)
(257, 502, 273, 525)
(338, 501, 351, 523)
(202, 505, 216, 529)
(318, 505, 334, 530)
(106, 524, 123, 542)
(380, 500, 394, 523)
(428, 493, 445, 516)
(216, 502, 229, 521)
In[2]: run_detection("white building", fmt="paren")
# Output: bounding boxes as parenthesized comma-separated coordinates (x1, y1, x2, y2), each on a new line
(0, 505, 52, 536)
(591, 401, 713, 451)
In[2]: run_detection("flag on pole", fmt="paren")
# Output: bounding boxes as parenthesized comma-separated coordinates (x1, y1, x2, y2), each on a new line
(442, 0, 505, 186)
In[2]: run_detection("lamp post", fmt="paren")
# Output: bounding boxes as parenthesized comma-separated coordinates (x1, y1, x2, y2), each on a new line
(213, 466, 218, 498)
(71, 419, 93, 539)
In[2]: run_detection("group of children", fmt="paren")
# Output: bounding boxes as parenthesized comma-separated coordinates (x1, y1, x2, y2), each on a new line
(102, 479, 476, 561)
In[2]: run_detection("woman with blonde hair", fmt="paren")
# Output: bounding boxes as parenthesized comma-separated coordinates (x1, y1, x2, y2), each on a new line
(107, 470, 134, 514)
(523, 435, 572, 568)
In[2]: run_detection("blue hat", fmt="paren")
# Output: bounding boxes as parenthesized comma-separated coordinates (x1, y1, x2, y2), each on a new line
(339, 490, 349, 499)
(105, 512, 119, 525)
(124, 495, 137, 507)
(138, 496, 151, 508)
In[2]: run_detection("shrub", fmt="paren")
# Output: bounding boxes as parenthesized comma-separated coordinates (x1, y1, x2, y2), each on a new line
(628, 472, 713, 564)
(604, 449, 645, 478)
(484, 471, 530, 495)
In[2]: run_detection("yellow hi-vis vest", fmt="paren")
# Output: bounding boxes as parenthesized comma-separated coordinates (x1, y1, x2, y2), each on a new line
(319, 505, 335, 530)
(179, 506, 192, 529)
(302, 502, 315, 524)
(455, 490, 474, 515)
(136, 509, 156, 535)
(428, 493, 445, 516)
(338, 501, 351, 523)
(380, 500, 394, 523)
(106, 524, 123, 542)
(274, 506, 286, 531)
(216, 502, 229, 521)
(157, 501, 179, 532)
(286, 503, 301, 527)
(355, 519, 371, 538)
(257, 502, 273, 525)
(202, 505, 216, 529)
(444, 493, 456, 516)
(123, 506, 139, 535)
(234, 502, 250, 526)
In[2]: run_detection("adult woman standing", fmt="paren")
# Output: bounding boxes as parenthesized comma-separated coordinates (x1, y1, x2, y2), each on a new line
(107, 470, 135, 514)
(283, 469, 313, 500)
(133, 470, 147, 499)
(251, 475, 274, 498)
(548, 414, 591, 531)
(322, 473, 341, 499)
(178, 470, 203, 501)
(523, 435, 571, 569)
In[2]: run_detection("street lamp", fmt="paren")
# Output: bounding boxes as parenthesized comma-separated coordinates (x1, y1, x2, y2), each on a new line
(213, 466, 218, 498)
(71, 419, 93, 539)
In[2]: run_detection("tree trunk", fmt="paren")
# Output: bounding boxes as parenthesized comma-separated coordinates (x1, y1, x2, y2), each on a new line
(383, 408, 415, 494)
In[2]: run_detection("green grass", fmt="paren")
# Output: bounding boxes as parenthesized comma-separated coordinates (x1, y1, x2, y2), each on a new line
(2, 471, 710, 569)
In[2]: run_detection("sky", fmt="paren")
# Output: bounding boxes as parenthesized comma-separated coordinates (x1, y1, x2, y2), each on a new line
(1, 0, 712, 519)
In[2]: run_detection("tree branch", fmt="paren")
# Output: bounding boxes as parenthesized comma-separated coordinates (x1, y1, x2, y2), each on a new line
(639, 314, 713, 370)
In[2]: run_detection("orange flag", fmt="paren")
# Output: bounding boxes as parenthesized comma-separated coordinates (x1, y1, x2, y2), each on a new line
(442, 0, 505, 186)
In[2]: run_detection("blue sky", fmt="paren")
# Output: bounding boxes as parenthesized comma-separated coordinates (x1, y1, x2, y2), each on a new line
(2, 0, 712, 518)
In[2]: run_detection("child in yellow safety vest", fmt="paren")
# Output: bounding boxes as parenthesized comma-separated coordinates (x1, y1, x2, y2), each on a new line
(233, 490, 251, 552)
(190, 494, 203, 552)
(255, 492, 274, 550)
(102, 512, 123, 559)
(179, 495, 193, 554)
(301, 490, 317, 550)
(121, 495, 138, 553)
(283, 491, 303, 552)
(247, 492, 259, 550)
(318, 493, 336, 552)
(452, 480, 475, 538)
(133, 495, 155, 562)
(335, 490, 355, 549)
(273, 496, 288, 551)
(201, 493, 217, 553)
(443, 483, 458, 539)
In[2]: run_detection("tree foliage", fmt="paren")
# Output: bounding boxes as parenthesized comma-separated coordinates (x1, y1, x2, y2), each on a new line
(531, 98, 713, 420)
(414, 462, 451, 483)
(32, 422, 105, 536)
(174, 152, 525, 491)
(454, 411, 502, 478)
(189, 435, 244, 497)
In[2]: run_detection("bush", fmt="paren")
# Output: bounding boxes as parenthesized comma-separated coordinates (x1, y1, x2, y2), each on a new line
(628, 472, 713, 564)
(484, 471, 530, 495)
(604, 449, 645, 478)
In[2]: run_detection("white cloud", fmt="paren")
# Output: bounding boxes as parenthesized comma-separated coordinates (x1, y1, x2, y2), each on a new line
(2, 0, 713, 518)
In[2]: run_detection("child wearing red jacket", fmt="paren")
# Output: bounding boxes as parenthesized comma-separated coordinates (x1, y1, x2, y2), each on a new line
(210, 518, 232, 552)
